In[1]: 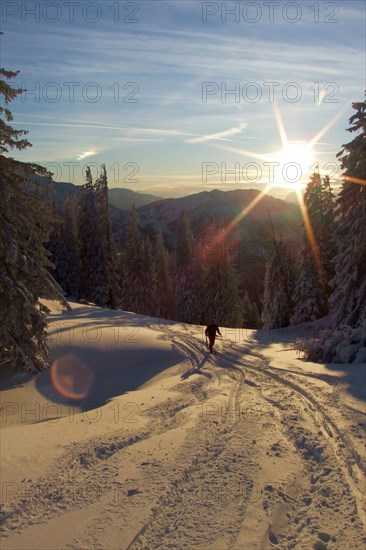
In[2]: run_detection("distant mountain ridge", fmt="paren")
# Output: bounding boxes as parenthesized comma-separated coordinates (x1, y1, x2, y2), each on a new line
(38, 178, 302, 247)
(36, 179, 162, 211)
(108, 188, 162, 210)
(113, 187, 302, 247)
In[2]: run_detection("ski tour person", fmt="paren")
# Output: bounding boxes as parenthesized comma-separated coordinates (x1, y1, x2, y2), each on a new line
(205, 322, 221, 354)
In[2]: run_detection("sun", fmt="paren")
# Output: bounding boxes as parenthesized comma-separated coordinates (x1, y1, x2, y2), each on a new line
(277, 142, 315, 171)
(273, 141, 316, 189)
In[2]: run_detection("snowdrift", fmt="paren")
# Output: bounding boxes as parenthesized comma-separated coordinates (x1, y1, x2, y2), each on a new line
(1, 301, 365, 550)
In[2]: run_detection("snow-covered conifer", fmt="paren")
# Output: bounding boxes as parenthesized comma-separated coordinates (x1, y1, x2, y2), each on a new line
(242, 292, 261, 329)
(176, 211, 194, 272)
(155, 226, 174, 319)
(140, 235, 157, 315)
(291, 170, 335, 323)
(121, 206, 146, 313)
(49, 193, 80, 297)
(330, 97, 366, 328)
(291, 252, 323, 325)
(201, 244, 243, 327)
(94, 165, 121, 308)
(0, 68, 66, 372)
(261, 240, 296, 329)
(174, 211, 196, 322)
(78, 167, 107, 305)
(175, 269, 196, 323)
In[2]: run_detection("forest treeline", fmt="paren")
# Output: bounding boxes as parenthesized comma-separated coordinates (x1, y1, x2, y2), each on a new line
(1, 67, 365, 371)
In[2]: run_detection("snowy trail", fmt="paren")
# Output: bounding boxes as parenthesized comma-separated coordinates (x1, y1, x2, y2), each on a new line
(1, 305, 365, 549)
(243, 359, 366, 513)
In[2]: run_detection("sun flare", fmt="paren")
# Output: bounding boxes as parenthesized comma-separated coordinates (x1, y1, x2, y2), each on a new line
(274, 141, 316, 189)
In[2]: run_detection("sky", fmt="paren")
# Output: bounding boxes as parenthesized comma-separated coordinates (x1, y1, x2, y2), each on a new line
(1, 0, 365, 198)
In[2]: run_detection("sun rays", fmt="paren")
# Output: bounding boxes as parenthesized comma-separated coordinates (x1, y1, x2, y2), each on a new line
(204, 101, 348, 284)
(340, 175, 366, 186)
(293, 183, 326, 290)
(220, 183, 275, 244)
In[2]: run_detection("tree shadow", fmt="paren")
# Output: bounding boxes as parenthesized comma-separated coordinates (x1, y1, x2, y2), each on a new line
(48, 305, 172, 330)
(323, 362, 366, 402)
(35, 345, 184, 412)
(0, 369, 35, 391)
(180, 352, 212, 380)
(180, 368, 212, 381)
(181, 367, 212, 381)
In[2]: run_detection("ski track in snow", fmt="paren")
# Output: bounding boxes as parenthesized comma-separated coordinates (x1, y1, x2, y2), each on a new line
(1, 320, 365, 550)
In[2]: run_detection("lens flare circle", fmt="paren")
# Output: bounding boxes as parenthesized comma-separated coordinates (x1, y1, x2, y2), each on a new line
(50, 354, 94, 400)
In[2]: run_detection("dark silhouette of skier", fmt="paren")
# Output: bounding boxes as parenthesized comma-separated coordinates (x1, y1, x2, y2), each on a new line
(205, 323, 221, 354)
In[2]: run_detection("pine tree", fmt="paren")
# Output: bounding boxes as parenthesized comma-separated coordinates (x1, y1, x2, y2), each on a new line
(94, 165, 110, 302)
(78, 167, 107, 305)
(109, 237, 123, 309)
(155, 226, 174, 319)
(176, 211, 194, 272)
(49, 193, 80, 297)
(242, 292, 261, 329)
(330, 96, 366, 328)
(0, 67, 66, 372)
(140, 235, 157, 315)
(291, 252, 323, 324)
(319, 175, 336, 281)
(201, 244, 243, 328)
(121, 206, 146, 313)
(175, 268, 196, 323)
(190, 250, 206, 325)
(175, 211, 196, 322)
(261, 239, 296, 329)
(291, 170, 335, 324)
(94, 165, 121, 308)
(306, 172, 335, 275)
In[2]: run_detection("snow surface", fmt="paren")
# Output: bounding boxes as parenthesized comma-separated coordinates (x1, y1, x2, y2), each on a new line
(1, 301, 365, 549)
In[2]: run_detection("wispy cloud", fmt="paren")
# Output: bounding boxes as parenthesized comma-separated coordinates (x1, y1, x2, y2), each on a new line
(116, 137, 162, 142)
(5, 0, 364, 190)
(17, 25, 362, 86)
(76, 150, 96, 160)
(185, 122, 247, 144)
(14, 120, 193, 137)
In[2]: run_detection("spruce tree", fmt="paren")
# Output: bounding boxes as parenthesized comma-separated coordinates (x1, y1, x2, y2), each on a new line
(319, 175, 336, 282)
(303, 171, 335, 278)
(78, 167, 106, 305)
(155, 226, 174, 319)
(176, 211, 194, 271)
(261, 239, 296, 329)
(291, 170, 335, 324)
(121, 206, 146, 313)
(94, 165, 121, 308)
(242, 292, 261, 329)
(291, 252, 324, 324)
(330, 97, 366, 328)
(175, 211, 196, 322)
(190, 250, 206, 325)
(201, 243, 243, 328)
(0, 68, 66, 372)
(175, 268, 196, 323)
(140, 235, 157, 316)
(49, 193, 80, 297)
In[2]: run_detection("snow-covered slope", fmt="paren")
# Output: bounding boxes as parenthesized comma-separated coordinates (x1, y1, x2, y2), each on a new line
(1, 301, 365, 549)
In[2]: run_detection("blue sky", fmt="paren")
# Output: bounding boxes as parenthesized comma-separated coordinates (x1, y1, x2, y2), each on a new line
(2, 0, 365, 198)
